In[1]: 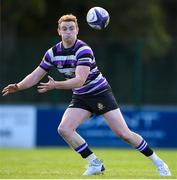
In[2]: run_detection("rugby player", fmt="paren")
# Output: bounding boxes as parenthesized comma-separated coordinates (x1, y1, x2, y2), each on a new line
(2, 14, 171, 177)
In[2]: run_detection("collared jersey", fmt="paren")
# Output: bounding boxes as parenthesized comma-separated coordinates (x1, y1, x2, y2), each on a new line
(39, 39, 109, 95)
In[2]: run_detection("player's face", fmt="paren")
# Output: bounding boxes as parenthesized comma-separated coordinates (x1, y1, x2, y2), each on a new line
(58, 21, 78, 44)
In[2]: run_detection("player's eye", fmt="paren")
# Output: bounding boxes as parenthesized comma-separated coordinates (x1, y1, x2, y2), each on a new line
(61, 27, 67, 31)
(69, 26, 75, 31)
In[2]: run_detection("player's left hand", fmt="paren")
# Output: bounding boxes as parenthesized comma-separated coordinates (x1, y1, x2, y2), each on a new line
(37, 75, 56, 93)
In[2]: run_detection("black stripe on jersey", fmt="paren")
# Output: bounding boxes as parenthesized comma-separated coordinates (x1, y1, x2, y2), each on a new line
(90, 65, 97, 70)
(77, 53, 93, 60)
(61, 43, 88, 56)
(52, 45, 58, 57)
(44, 56, 51, 63)
(39, 65, 49, 72)
(60, 50, 75, 56)
(44, 54, 56, 67)
(84, 73, 100, 85)
(52, 45, 75, 56)
(63, 64, 75, 68)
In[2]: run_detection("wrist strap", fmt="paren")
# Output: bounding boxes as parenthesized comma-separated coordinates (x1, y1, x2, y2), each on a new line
(15, 83, 19, 89)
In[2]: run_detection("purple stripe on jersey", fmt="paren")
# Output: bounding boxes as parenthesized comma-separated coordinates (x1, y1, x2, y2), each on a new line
(73, 40, 85, 51)
(91, 81, 108, 92)
(77, 49, 93, 59)
(53, 60, 65, 66)
(87, 72, 99, 80)
(56, 43, 62, 52)
(66, 60, 77, 64)
(40, 60, 52, 69)
(77, 61, 91, 66)
(90, 62, 96, 68)
(53, 60, 76, 66)
(76, 78, 105, 93)
(52, 61, 59, 66)
(45, 52, 51, 62)
(40, 64, 50, 71)
(74, 78, 105, 94)
(73, 80, 108, 95)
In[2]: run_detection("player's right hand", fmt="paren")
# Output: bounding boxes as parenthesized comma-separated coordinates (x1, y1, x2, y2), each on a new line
(2, 84, 19, 96)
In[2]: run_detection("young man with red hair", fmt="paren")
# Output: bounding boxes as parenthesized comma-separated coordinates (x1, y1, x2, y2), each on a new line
(2, 14, 171, 177)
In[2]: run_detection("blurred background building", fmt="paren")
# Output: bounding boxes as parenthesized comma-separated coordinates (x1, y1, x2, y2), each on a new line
(0, 0, 177, 148)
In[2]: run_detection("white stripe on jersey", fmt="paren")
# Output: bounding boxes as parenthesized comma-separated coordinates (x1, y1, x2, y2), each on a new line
(74, 78, 107, 95)
(75, 46, 92, 57)
(58, 68, 76, 73)
(78, 57, 93, 63)
(91, 66, 98, 72)
(53, 55, 76, 61)
(43, 60, 52, 67)
(48, 48, 54, 61)
(75, 74, 103, 90)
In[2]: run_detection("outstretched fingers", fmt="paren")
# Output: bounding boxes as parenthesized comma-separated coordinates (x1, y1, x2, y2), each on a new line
(2, 89, 9, 96)
(37, 75, 55, 93)
(2, 84, 18, 96)
(37, 83, 48, 93)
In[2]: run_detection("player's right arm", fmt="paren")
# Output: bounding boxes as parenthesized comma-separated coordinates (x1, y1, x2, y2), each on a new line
(2, 66, 47, 96)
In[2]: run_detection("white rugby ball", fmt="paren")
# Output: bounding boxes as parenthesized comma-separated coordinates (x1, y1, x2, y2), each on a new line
(86, 7, 110, 30)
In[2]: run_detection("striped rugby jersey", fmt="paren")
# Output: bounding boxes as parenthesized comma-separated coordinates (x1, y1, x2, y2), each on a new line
(39, 39, 109, 95)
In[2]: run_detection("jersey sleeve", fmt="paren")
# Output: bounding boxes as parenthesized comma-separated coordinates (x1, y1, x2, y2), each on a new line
(76, 46, 94, 67)
(39, 48, 54, 71)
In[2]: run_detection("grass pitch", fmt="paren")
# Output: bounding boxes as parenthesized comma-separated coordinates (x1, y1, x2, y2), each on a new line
(0, 148, 176, 179)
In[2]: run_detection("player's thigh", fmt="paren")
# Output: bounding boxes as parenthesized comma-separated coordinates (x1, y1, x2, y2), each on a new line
(59, 107, 91, 130)
(103, 108, 130, 134)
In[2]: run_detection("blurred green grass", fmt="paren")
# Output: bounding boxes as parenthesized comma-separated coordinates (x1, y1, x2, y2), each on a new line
(0, 148, 176, 179)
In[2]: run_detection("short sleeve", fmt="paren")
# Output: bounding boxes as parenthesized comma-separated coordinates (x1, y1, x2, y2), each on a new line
(39, 48, 54, 71)
(76, 46, 94, 67)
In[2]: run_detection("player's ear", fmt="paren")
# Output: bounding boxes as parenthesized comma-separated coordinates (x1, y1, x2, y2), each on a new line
(57, 28, 61, 36)
(76, 27, 79, 35)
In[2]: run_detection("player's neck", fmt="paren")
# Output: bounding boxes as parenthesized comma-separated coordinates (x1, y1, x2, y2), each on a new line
(62, 39, 77, 49)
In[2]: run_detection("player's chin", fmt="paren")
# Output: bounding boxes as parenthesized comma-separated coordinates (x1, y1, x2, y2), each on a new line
(63, 36, 73, 42)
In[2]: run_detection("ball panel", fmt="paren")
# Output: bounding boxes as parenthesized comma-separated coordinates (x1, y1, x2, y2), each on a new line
(86, 8, 98, 23)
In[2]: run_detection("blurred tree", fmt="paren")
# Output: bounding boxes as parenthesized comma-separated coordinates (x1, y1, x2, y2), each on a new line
(0, 0, 174, 58)
(104, 0, 170, 57)
(2, 0, 47, 33)
(1, 0, 47, 60)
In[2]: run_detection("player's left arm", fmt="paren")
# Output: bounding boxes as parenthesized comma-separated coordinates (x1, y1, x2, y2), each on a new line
(37, 65, 90, 93)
